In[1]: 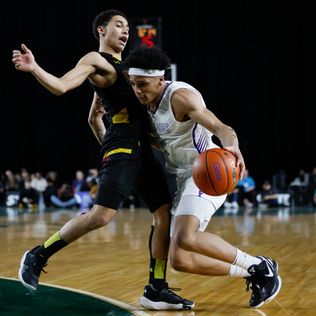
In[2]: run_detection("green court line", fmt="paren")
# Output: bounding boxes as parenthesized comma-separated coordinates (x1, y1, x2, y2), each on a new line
(0, 277, 150, 316)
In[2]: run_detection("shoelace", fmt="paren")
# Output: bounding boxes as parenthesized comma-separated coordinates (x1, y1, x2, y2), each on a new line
(32, 258, 48, 276)
(165, 286, 185, 300)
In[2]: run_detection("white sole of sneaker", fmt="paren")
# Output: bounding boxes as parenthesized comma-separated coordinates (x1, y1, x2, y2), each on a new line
(253, 275, 282, 308)
(18, 251, 37, 292)
(139, 296, 195, 310)
(265, 275, 282, 304)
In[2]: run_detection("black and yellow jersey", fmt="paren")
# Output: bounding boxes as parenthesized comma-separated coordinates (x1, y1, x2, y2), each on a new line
(91, 52, 151, 160)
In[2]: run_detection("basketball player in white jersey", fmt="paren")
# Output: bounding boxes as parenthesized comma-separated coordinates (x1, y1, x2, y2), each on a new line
(91, 46, 281, 309)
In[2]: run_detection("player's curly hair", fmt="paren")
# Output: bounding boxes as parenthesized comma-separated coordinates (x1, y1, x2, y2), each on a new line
(92, 9, 127, 41)
(124, 46, 171, 70)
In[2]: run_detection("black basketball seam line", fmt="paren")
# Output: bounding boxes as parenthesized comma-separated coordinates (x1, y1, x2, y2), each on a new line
(205, 152, 217, 195)
(206, 151, 223, 195)
(221, 150, 233, 193)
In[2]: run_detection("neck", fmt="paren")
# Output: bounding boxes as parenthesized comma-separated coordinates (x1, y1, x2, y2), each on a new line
(99, 43, 122, 60)
(148, 82, 169, 112)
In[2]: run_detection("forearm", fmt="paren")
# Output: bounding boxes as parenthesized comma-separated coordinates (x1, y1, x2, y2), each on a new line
(31, 62, 92, 96)
(215, 125, 239, 148)
(31, 64, 69, 95)
(89, 118, 106, 146)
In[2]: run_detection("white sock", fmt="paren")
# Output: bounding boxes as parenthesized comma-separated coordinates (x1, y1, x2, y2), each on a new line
(229, 264, 251, 277)
(233, 249, 262, 270)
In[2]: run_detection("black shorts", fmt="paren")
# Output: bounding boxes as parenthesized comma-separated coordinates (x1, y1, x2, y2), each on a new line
(135, 148, 172, 212)
(95, 149, 171, 212)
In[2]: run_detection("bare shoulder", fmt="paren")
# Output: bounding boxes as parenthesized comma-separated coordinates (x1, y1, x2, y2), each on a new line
(79, 51, 105, 63)
(172, 87, 199, 101)
(171, 88, 200, 111)
(78, 51, 112, 73)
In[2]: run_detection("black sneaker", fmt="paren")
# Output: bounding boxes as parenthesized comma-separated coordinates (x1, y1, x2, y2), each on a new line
(245, 256, 282, 308)
(18, 246, 47, 292)
(139, 284, 195, 310)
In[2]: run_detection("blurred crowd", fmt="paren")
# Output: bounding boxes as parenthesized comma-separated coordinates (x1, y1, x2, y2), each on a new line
(1, 167, 315, 211)
(0, 168, 100, 210)
(224, 167, 316, 210)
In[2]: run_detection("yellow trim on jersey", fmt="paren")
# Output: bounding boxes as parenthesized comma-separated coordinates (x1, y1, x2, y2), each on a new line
(44, 231, 61, 248)
(112, 108, 129, 124)
(103, 148, 132, 158)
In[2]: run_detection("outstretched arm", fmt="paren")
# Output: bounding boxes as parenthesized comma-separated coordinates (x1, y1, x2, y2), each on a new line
(12, 44, 98, 95)
(171, 89, 246, 179)
(88, 93, 106, 146)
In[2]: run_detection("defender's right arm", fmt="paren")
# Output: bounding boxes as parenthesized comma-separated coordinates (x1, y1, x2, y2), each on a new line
(12, 43, 101, 96)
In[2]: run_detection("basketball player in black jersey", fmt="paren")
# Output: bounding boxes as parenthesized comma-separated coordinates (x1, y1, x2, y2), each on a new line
(12, 10, 193, 310)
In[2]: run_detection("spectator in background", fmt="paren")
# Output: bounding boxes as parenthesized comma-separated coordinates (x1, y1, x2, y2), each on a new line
(44, 171, 59, 207)
(50, 183, 79, 209)
(237, 169, 256, 207)
(31, 172, 48, 208)
(0, 174, 5, 205)
(86, 168, 99, 184)
(18, 180, 39, 209)
(289, 169, 309, 206)
(85, 169, 99, 208)
(17, 168, 31, 190)
(3, 170, 20, 207)
(224, 168, 255, 208)
(4, 170, 19, 191)
(72, 170, 89, 193)
(307, 167, 316, 206)
(256, 180, 279, 208)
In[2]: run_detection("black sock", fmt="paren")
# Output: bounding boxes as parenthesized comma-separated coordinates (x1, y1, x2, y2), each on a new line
(148, 225, 167, 291)
(32, 231, 68, 259)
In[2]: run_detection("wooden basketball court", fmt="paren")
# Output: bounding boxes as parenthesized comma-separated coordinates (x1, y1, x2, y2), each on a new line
(1, 205, 315, 315)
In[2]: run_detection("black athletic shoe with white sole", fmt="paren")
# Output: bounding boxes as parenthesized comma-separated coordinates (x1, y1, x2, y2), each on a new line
(140, 284, 195, 310)
(18, 246, 47, 292)
(245, 256, 282, 308)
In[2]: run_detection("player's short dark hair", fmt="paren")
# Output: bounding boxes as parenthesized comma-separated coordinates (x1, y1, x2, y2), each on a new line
(124, 46, 171, 70)
(92, 9, 127, 41)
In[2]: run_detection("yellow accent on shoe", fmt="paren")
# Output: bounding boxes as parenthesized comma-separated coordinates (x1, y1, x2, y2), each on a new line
(44, 231, 62, 248)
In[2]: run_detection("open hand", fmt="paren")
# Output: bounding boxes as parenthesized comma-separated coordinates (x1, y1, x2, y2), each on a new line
(12, 44, 36, 72)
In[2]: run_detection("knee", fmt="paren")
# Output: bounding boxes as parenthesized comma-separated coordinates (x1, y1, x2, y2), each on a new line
(153, 204, 171, 227)
(170, 254, 189, 272)
(87, 207, 114, 229)
(174, 233, 196, 252)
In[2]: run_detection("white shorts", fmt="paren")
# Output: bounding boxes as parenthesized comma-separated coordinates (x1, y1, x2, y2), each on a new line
(170, 177, 226, 235)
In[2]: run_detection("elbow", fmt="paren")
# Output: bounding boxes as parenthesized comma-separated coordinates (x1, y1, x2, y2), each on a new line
(54, 87, 67, 96)
(52, 84, 68, 96)
(88, 115, 95, 126)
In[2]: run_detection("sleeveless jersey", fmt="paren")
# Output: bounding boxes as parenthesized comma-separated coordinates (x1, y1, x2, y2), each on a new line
(91, 52, 151, 159)
(148, 81, 218, 178)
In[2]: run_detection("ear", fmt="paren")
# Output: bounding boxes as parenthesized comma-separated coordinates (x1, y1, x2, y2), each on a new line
(97, 25, 106, 37)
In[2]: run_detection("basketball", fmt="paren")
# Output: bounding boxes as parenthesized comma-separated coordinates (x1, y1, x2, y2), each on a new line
(192, 148, 240, 196)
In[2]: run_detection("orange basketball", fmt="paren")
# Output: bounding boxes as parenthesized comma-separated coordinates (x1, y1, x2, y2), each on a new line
(192, 148, 240, 196)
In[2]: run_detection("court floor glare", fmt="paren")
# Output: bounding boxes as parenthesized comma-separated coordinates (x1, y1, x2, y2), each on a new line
(1, 205, 316, 316)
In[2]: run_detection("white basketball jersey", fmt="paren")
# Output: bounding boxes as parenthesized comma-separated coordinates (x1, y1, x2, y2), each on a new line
(148, 81, 219, 178)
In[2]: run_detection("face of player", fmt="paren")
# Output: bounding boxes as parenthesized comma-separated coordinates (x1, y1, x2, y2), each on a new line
(129, 76, 164, 105)
(101, 15, 129, 53)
